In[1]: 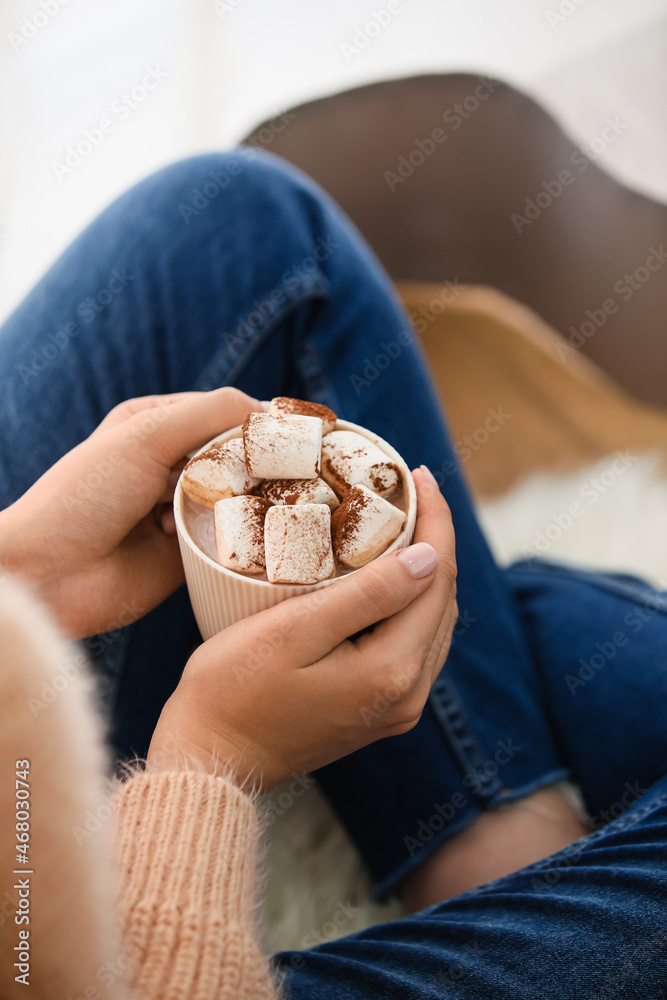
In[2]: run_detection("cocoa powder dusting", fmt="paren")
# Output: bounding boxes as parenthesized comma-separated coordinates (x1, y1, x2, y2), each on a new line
(248, 497, 272, 548)
(370, 461, 399, 495)
(321, 456, 348, 496)
(241, 415, 253, 472)
(184, 445, 224, 472)
(261, 479, 307, 505)
(331, 486, 370, 559)
(272, 396, 337, 425)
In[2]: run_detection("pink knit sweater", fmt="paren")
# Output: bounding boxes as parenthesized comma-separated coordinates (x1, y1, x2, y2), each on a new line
(0, 577, 278, 999)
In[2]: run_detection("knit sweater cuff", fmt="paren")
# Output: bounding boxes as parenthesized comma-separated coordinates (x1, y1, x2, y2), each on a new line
(114, 771, 276, 1000)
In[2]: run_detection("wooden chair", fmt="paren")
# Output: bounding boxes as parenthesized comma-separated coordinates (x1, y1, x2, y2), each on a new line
(397, 282, 667, 497)
(245, 75, 667, 498)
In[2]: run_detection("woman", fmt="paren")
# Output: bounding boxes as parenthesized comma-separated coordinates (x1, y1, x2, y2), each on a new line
(0, 150, 665, 997)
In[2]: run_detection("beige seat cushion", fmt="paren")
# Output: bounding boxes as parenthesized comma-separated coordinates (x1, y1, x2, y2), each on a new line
(397, 281, 667, 499)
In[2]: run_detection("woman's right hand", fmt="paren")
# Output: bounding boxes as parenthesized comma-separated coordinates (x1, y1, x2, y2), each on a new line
(148, 466, 457, 789)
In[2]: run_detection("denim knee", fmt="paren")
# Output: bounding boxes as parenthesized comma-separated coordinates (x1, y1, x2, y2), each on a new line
(128, 148, 340, 261)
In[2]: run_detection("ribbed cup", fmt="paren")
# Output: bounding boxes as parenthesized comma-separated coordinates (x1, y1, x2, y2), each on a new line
(174, 419, 417, 639)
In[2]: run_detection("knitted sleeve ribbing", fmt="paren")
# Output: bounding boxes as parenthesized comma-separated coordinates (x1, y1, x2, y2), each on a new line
(114, 772, 278, 1000)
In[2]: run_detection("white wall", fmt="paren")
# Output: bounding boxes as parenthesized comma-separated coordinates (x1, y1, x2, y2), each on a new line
(0, 0, 665, 324)
(221, 0, 666, 140)
(0, 0, 231, 322)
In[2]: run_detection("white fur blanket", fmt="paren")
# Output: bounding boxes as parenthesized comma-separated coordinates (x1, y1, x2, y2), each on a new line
(262, 451, 667, 952)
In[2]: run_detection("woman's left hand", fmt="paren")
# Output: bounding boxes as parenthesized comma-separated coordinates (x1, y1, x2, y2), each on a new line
(0, 388, 262, 638)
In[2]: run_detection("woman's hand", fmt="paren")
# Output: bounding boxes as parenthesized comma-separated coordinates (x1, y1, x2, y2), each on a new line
(148, 467, 457, 789)
(0, 388, 262, 638)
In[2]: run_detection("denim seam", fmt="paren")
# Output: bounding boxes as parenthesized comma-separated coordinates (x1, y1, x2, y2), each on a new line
(486, 766, 573, 808)
(373, 767, 572, 900)
(508, 561, 667, 614)
(427, 682, 506, 802)
(372, 807, 480, 901)
(450, 790, 667, 902)
(194, 276, 331, 392)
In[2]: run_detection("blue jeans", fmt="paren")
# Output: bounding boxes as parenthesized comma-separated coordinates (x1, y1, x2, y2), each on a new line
(0, 150, 665, 997)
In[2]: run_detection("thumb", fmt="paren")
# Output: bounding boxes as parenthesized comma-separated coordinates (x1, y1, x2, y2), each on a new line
(102, 387, 263, 471)
(244, 541, 439, 667)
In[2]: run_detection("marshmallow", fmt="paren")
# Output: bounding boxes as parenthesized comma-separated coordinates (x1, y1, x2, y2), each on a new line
(214, 495, 272, 574)
(243, 412, 322, 480)
(182, 439, 260, 508)
(321, 431, 400, 498)
(269, 396, 337, 435)
(264, 504, 334, 584)
(261, 477, 340, 511)
(331, 484, 406, 568)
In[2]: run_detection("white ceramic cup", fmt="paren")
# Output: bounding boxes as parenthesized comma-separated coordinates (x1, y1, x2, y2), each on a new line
(174, 419, 417, 639)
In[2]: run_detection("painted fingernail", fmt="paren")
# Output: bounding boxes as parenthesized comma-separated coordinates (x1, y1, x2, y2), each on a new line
(261, 400, 272, 411)
(397, 542, 439, 579)
(419, 465, 439, 489)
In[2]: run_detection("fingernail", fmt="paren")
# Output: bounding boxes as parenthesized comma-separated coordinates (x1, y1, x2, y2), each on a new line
(261, 400, 272, 412)
(397, 542, 439, 579)
(419, 465, 439, 489)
